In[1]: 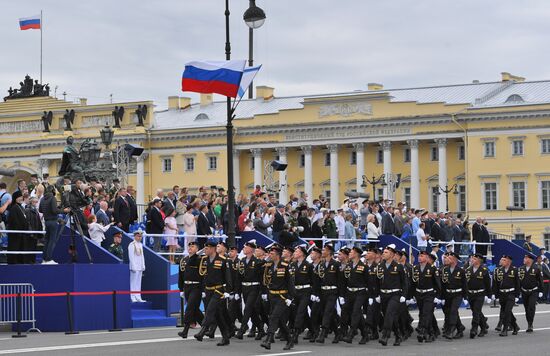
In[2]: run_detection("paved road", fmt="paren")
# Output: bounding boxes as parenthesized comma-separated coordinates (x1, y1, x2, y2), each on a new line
(2, 304, 550, 355)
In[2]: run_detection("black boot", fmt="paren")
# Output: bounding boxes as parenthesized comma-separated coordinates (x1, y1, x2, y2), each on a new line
(309, 331, 318, 343)
(261, 333, 273, 350)
(283, 330, 295, 350)
(359, 328, 370, 344)
(342, 329, 354, 344)
(303, 329, 314, 340)
(495, 321, 503, 332)
(512, 322, 519, 335)
(469, 327, 477, 339)
(393, 332, 402, 346)
(527, 323, 534, 333)
(246, 326, 256, 338)
(443, 327, 455, 340)
(292, 330, 299, 344)
(206, 325, 216, 339)
(315, 328, 328, 344)
(178, 323, 190, 339)
(417, 328, 425, 343)
(378, 330, 390, 346)
(499, 327, 508, 337)
(275, 330, 284, 339)
(217, 333, 230, 346)
(194, 325, 208, 341)
(478, 327, 488, 337)
(255, 328, 266, 341)
(235, 325, 247, 340)
(454, 328, 464, 339)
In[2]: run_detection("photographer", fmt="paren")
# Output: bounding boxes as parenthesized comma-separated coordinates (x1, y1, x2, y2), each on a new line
(279, 223, 299, 248)
(40, 185, 68, 264)
(62, 179, 90, 237)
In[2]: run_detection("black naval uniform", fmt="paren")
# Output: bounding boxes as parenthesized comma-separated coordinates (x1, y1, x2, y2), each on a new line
(227, 256, 242, 328)
(465, 264, 491, 337)
(412, 262, 441, 342)
(492, 265, 520, 336)
(341, 259, 368, 343)
(194, 253, 233, 345)
(315, 258, 342, 343)
(235, 255, 264, 338)
(261, 259, 296, 350)
(364, 260, 380, 341)
(289, 258, 315, 341)
(441, 264, 467, 339)
(308, 260, 323, 342)
(377, 259, 408, 346)
(178, 253, 204, 338)
(519, 262, 544, 331)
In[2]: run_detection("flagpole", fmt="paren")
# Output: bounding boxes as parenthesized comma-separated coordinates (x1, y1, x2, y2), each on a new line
(40, 10, 43, 84)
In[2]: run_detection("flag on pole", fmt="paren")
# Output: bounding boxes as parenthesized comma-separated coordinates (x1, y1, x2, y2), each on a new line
(237, 65, 262, 99)
(19, 15, 41, 30)
(181, 60, 246, 98)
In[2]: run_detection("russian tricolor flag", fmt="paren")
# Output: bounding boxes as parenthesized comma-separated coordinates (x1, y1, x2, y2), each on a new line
(182, 60, 246, 98)
(19, 15, 41, 30)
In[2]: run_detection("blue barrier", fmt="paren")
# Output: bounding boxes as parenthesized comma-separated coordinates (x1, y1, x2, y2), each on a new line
(492, 239, 533, 267)
(379, 234, 420, 262)
(511, 239, 550, 260)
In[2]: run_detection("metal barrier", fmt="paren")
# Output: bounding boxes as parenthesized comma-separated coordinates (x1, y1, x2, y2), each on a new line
(0, 283, 41, 333)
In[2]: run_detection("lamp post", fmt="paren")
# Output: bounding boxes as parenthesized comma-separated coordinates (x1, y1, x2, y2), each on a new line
(361, 174, 386, 200)
(243, 0, 266, 99)
(436, 184, 458, 212)
(224, 0, 237, 248)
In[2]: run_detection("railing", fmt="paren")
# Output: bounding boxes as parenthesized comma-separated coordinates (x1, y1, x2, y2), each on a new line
(429, 240, 494, 258)
(0, 283, 41, 334)
(490, 232, 514, 241)
(136, 204, 147, 222)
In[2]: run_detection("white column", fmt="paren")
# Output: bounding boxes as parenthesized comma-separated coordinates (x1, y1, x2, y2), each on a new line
(407, 139, 420, 209)
(302, 145, 313, 205)
(353, 143, 365, 193)
(436, 138, 448, 211)
(276, 147, 288, 205)
(328, 144, 339, 210)
(136, 154, 148, 205)
(381, 141, 392, 199)
(251, 148, 263, 189)
(233, 149, 240, 197)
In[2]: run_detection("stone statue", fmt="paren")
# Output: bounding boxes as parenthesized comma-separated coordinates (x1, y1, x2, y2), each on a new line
(135, 104, 147, 126)
(22, 75, 33, 96)
(41, 111, 53, 132)
(112, 106, 125, 128)
(58, 136, 84, 177)
(33, 80, 43, 96)
(4, 75, 51, 101)
(44, 84, 50, 96)
(63, 109, 75, 131)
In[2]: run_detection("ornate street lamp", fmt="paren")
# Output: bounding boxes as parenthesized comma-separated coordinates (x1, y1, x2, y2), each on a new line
(100, 125, 114, 149)
(243, 0, 266, 98)
(436, 184, 458, 212)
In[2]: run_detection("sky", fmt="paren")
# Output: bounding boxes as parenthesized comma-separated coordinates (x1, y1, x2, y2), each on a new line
(1, 0, 550, 108)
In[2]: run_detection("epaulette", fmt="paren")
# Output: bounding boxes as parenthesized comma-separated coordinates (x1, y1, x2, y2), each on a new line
(109, 244, 115, 248)
(219, 255, 227, 260)
(281, 262, 288, 267)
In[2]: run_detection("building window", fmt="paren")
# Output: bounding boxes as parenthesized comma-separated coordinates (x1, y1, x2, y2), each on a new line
(458, 145, 465, 160)
(162, 158, 172, 173)
(484, 141, 495, 158)
(512, 140, 524, 156)
(514, 233, 525, 240)
(377, 149, 383, 164)
(324, 153, 331, 166)
(542, 181, 550, 209)
(208, 156, 217, 171)
(403, 148, 410, 163)
(484, 182, 497, 210)
(376, 188, 384, 201)
(544, 233, 550, 250)
(403, 187, 411, 208)
(250, 156, 254, 170)
(185, 157, 194, 172)
(430, 147, 438, 161)
(541, 139, 550, 154)
(458, 185, 466, 212)
(431, 187, 439, 212)
(350, 151, 357, 165)
(512, 181, 526, 208)
(299, 154, 305, 168)
(325, 190, 331, 199)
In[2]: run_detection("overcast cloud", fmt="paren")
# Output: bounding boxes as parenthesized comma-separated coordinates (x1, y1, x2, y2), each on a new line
(1, 0, 550, 108)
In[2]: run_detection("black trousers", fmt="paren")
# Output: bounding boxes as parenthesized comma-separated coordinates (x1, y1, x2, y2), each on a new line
(202, 290, 230, 337)
(522, 291, 537, 324)
(468, 294, 486, 331)
(7, 234, 25, 265)
(380, 294, 401, 333)
(291, 290, 311, 332)
(255, 291, 270, 329)
(241, 286, 261, 330)
(365, 298, 380, 334)
(319, 291, 338, 329)
(498, 293, 516, 330)
(267, 295, 290, 334)
(344, 290, 367, 331)
(443, 294, 463, 332)
(183, 287, 204, 325)
(228, 296, 242, 324)
(416, 293, 435, 334)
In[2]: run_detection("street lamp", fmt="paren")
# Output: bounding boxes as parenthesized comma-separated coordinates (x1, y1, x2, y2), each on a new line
(243, 0, 266, 99)
(361, 174, 386, 200)
(100, 125, 114, 149)
(436, 184, 459, 212)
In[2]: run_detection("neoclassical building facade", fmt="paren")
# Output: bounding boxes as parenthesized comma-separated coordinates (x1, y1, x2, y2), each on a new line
(2, 72, 550, 246)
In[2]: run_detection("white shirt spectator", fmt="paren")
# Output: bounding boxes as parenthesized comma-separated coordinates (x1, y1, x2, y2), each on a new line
(367, 222, 380, 240)
(88, 222, 112, 246)
(416, 227, 428, 248)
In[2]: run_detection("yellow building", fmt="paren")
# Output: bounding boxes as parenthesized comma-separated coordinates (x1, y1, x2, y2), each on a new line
(2, 72, 550, 247)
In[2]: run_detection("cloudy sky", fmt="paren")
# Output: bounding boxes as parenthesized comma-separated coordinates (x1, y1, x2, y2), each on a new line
(2, 0, 550, 107)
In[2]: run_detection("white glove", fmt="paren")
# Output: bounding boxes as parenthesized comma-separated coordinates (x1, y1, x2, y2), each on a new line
(433, 298, 441, 305)
(405, 299, 412, 306)
(491, 294, 496, 302)
(463, 299, 469, 307)
(234, 294, 241, 301)
(539, 292, 544, 298)
(223, 292, 230, 299)
(399, 296, 406, 303)
(261, 294, 268, 301)
(339, 297, 346, 305)
(485, 296, 492, 304)
(285, 298, 292, 307)
(515, 297, 519, 303)
(310, 295, 317, 302)
(315, 296, 321, 302)
(368, 298, 373, 306)
(201, 292, 206, 298)
(180, 292, 184, 298)
(375, 296, 381, 304)
(441, 299, 445, 306)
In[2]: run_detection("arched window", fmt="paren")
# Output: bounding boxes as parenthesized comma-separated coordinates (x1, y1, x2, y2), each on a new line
(505, 94, 524, 103)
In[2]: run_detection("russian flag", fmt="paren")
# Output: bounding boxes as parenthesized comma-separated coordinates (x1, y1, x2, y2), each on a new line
(19, 15, 41, 30)
(237, 65, 262, 99)
(182, 60, 246, 98)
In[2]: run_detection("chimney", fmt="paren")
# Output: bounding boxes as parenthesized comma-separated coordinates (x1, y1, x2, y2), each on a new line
(179, 97, 191, 109)
(368, 83, 383, 90)
(200, 93, 213, 107)
(79, 98, 87, 106)
(501, 72, 525, 83)
(256, 86, 274, 101)
(168, 96, 192, 110)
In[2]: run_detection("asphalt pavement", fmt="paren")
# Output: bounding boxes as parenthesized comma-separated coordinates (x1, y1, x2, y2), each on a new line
(2, 303, 550, 355)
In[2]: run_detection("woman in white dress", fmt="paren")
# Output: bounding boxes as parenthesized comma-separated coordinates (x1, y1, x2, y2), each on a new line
(366, 214, 380, 241)
(87, 214, 113, 246)
(164, 208, 179, 264)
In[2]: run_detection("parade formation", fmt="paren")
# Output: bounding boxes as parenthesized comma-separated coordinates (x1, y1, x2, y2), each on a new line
(177, 239, 545, 350)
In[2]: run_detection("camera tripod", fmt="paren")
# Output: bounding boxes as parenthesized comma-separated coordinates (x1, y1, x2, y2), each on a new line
(55, 209, 93, 263)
